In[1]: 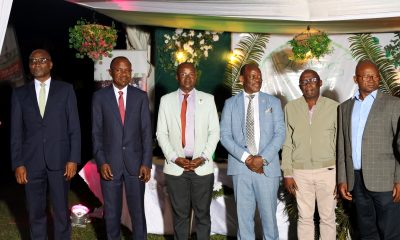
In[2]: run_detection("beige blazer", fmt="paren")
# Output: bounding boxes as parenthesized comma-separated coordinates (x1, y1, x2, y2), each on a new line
(156, 89, 220, 176)
(337, 91, 400, 192)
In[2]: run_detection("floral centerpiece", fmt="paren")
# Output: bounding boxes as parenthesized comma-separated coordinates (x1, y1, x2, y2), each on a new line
(289, 27, 333, 61)
(160, 29, 222, 73)
(69, 19, 118, 62)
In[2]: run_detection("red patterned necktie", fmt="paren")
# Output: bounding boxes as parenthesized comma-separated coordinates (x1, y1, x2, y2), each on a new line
(118, 91, 125, 125)
(181, 94, 189, 147)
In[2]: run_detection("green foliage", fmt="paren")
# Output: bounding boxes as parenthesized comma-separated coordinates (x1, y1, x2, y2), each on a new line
(223, 33, 270, 95)
(289, 31, 333, 61)
(69, 19, 117, 62)
(384, 33, 400, 68)
(349, 34, 400, 96)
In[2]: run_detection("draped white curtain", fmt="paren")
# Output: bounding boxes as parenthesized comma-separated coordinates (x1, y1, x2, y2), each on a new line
(0, 0, 13, 54)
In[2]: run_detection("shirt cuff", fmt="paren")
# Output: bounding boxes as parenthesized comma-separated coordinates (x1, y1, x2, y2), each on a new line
(169, 154, 178, 163)
(201, 153, 209, 162)
(241, 152, 251, 162)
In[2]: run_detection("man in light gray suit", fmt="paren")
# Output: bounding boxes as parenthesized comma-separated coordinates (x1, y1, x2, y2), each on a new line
(220, 63, 285, 240)
(338, 60, 400, 239)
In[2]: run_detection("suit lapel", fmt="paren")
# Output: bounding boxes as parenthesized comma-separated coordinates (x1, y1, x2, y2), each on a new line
(364, 91, 382, 133)
(124, 86, 134, 124)
(258, 93, 270, 149)
(236, 92, 245, 137)
(346, 99, 355, 147)
(28, 81, 41, 119)
(106, 86, 123, 127)
(174, 90, 182, 130)
(42, 80, 58, 120)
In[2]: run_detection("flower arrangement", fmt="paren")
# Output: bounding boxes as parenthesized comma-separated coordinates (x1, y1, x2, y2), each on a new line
(69, 19, 118, 62)
(212, 182, 224, 199)
(160, 29, 222, 73)
(289, 27, 333, 61)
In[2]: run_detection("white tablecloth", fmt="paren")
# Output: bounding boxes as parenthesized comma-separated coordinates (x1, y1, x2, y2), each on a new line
(79, 159, 289, 238)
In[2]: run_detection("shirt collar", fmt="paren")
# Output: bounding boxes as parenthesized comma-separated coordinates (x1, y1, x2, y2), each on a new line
(113, 84, 128, 96)
(34, 78, 51, 87)
(352, 89, 378, 101)
(243, 91, 259, 98)
(179, 88, 195, 96)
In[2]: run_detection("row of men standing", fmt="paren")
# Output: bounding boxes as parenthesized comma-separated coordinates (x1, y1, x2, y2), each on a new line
(10, 48, 400, 240)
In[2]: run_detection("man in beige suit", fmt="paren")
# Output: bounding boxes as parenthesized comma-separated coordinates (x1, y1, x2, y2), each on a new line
(337, 60, 400, 239)
(156, 62, 220, 239)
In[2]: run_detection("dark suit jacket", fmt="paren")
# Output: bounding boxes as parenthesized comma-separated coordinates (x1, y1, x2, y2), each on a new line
(11, 80, 81, 171)
(92, 85, 152, 175)
(337, 91, 400, 192)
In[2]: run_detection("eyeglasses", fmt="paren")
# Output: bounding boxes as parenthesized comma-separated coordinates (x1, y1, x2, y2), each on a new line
(29, 58, 50, 64)
(111, 68, 132, 74)
(299, 77, 319, 86)
(356, 75, 380, 81)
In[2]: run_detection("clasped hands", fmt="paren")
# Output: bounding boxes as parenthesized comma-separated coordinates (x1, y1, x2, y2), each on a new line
(175, 157, 205, 171)
(100, 163, 151, 183)
(245, 155, 264, 174)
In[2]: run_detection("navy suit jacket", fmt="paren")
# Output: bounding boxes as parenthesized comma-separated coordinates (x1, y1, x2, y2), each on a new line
(11, 80, 81, 171)
(92, 85, 152, 175)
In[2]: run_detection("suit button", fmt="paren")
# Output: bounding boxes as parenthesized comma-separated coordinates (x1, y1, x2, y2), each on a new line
(122, 147, 126, 150)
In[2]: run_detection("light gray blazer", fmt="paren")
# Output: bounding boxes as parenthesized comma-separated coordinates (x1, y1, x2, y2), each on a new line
(156, 89, 220, 176)
(337, 91, 400, 192)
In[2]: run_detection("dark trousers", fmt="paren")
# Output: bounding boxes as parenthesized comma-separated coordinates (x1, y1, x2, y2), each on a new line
(101, 166, 147, 240)
(25, 168, 71, 240)
(353, 170, 400, 240)
(165, 172, 214, 240)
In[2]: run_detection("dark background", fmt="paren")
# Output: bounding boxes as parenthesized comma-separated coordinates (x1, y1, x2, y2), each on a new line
(1, 0, 232, 180)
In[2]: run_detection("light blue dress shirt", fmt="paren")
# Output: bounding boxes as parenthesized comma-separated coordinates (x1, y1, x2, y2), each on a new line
(351, 90, 377, 170)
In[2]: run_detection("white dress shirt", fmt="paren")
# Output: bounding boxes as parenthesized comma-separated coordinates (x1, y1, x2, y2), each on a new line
(34, 78, 51, 106)
(113, 84, 127, 109)
(241, 91, 260, 162)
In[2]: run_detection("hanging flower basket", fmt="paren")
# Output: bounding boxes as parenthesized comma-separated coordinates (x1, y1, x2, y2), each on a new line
(289, 26, 333, 61)
(69, 19, 118, 62)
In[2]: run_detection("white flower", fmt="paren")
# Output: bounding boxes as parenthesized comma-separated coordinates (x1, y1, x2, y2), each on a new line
(197, 33, 202, 38)
(174, 61, 179, 66)
(164, 34, 171, 40)
(187, 47, 194, 54)
(164, 40, 169, 44)
(204, 51, 208, 57)
(175, 41, 181, 48)
(205, 31, 210, 35)
(182, 32, 187, 37)
(172, 35, 177, 40)
(175, 28, 183, 34)
(188, 40, 194, 46)
(189, 30, 195, 36)
(213, 182, 222, 191)
(200, 39, 205, 45)
(212, 35, 219, 41)
(188, 58, 193, 63)
(183, 43, 189, 50)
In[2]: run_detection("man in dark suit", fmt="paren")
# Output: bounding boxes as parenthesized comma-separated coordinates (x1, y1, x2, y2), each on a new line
(338, 60, 400, 239)
(92, 56, 152, 240)
(11, 49, 81, 240)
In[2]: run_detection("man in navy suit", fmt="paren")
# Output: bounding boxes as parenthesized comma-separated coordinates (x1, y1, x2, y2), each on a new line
(220, 63, 285, 239)
(92, 56, 152, 239)
(11, 49, 81, 240)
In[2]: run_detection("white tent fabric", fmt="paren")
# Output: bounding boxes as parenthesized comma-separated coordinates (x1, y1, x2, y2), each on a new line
(66, 0, 400, 33)
(0, 0, 13, 54)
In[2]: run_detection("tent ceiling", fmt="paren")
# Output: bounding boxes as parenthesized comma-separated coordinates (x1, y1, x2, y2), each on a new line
(66, 0, 400, 34)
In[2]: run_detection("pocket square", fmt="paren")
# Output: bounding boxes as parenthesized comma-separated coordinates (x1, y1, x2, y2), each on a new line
(265, 107, 272, 113)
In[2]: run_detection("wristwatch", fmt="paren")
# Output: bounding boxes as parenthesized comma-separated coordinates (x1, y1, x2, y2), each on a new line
(262, 158, 269, 166)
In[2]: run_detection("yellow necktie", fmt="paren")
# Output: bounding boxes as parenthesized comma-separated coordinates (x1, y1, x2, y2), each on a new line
(39, 83, 46, 117)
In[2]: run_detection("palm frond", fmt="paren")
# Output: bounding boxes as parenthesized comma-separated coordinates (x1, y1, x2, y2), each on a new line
(223, 33, 270, 95)
(348, 34, 400, 96)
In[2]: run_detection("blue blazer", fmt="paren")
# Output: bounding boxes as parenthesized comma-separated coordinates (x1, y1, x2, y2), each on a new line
(220, 91, 285, 177)
(11, 80, 81, 171)
(92, 85, 152, 175)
